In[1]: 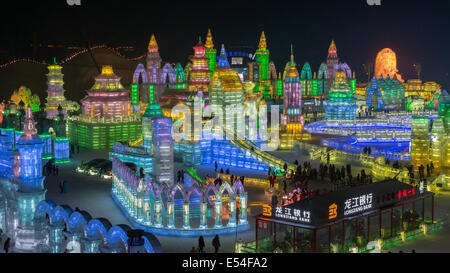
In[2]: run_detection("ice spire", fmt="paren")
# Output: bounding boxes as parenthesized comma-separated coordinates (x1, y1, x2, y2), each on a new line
(148, 34, 159, 52)
(258, 31, 267, 51)
(328, 40, 337, 56)
(290, 44, 296, 66)
(217, 44, 230, 68)
(205, 29, 214, 49)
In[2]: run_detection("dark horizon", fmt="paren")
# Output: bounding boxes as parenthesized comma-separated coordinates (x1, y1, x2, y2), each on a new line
(1, 0, 450, 87)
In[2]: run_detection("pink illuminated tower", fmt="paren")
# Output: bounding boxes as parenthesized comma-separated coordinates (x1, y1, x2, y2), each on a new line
(282, 45, 304, 134)
(189, 38, 211, 93)
(81, 66, 132, 119)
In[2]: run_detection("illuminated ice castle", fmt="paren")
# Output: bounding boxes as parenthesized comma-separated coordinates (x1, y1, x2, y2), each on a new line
(323, 67, 358, 120)
(366, 75, 405, 110)
(0, 107, 46, 252)
(68, 66, 142, 149)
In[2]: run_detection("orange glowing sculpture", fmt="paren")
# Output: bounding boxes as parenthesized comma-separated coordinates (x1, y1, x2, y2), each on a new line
(0, 102, 4, 124)
(374, 48, 404, 82)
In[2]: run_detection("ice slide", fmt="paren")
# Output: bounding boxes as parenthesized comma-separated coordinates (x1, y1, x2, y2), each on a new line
(223, 129, 297, 173)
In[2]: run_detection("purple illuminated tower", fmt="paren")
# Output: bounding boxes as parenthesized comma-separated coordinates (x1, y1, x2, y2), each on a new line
(282, 45, 304, 133)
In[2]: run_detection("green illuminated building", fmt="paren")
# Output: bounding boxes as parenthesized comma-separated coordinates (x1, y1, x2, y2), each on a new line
(254, 31, 273, 99)
(256, 31, 269, 82)
(68, 66, 142, 150)
(300, 62, 313, 97)
(205, 29, 217, 78)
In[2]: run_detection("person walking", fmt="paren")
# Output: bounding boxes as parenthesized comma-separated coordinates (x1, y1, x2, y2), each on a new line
(59, 180, 64, 194)
(215, 161, 218, 172)
(212, 235, 221, 253)
(55, 166, 59, 176)
(3, 237, 10, 253)
(198, 236, 205, 253)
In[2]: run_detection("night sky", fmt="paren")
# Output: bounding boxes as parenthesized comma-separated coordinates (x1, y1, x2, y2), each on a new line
(1, 0, 450, 87)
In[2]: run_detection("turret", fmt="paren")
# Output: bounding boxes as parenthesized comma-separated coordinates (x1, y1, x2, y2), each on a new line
(217, 44, 230, 69)
(205, 29, 217, 76)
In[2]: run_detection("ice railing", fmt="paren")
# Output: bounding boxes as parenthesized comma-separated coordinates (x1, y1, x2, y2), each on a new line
(68, 114, 141, 124)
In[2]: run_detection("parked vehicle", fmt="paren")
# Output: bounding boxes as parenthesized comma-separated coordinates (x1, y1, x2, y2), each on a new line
(76, 159, 108, 174)
(88, 160, 112, 179)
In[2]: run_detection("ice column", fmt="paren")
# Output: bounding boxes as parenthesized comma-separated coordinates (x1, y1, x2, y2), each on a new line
(152, 117, 174, 186)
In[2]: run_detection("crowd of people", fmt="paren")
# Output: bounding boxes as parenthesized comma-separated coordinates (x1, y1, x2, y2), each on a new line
(405, 161, 436, 186)
(274, 158, 375, 205)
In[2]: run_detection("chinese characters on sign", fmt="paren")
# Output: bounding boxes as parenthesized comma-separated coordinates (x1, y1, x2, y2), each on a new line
(343, 193, 373, 216)
(275, 206, 311, 223)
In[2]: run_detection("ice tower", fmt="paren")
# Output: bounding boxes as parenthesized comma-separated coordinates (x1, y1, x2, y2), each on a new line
(14, 106, 46, 252)
(323, 66, 357, 120)
(45, 60, 67, 119)
(326, 40, 339, 84)
(205, 29, 217, 77)
(210, 45, 245, 134)
(411, 117, 431, 173)
(146, 34, 162, 84)
(152, 117, 174, 186)
(189, 38, 211, 93)
(282, 45, 304, 134)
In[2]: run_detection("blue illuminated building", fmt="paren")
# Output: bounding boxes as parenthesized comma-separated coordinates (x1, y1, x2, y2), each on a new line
(366, 75, 405, 110)
(13, 106, 46, 252)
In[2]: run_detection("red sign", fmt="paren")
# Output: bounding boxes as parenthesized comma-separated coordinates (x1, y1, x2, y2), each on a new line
(258, 220, 269, 231)
(397, 188, 416, 200)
